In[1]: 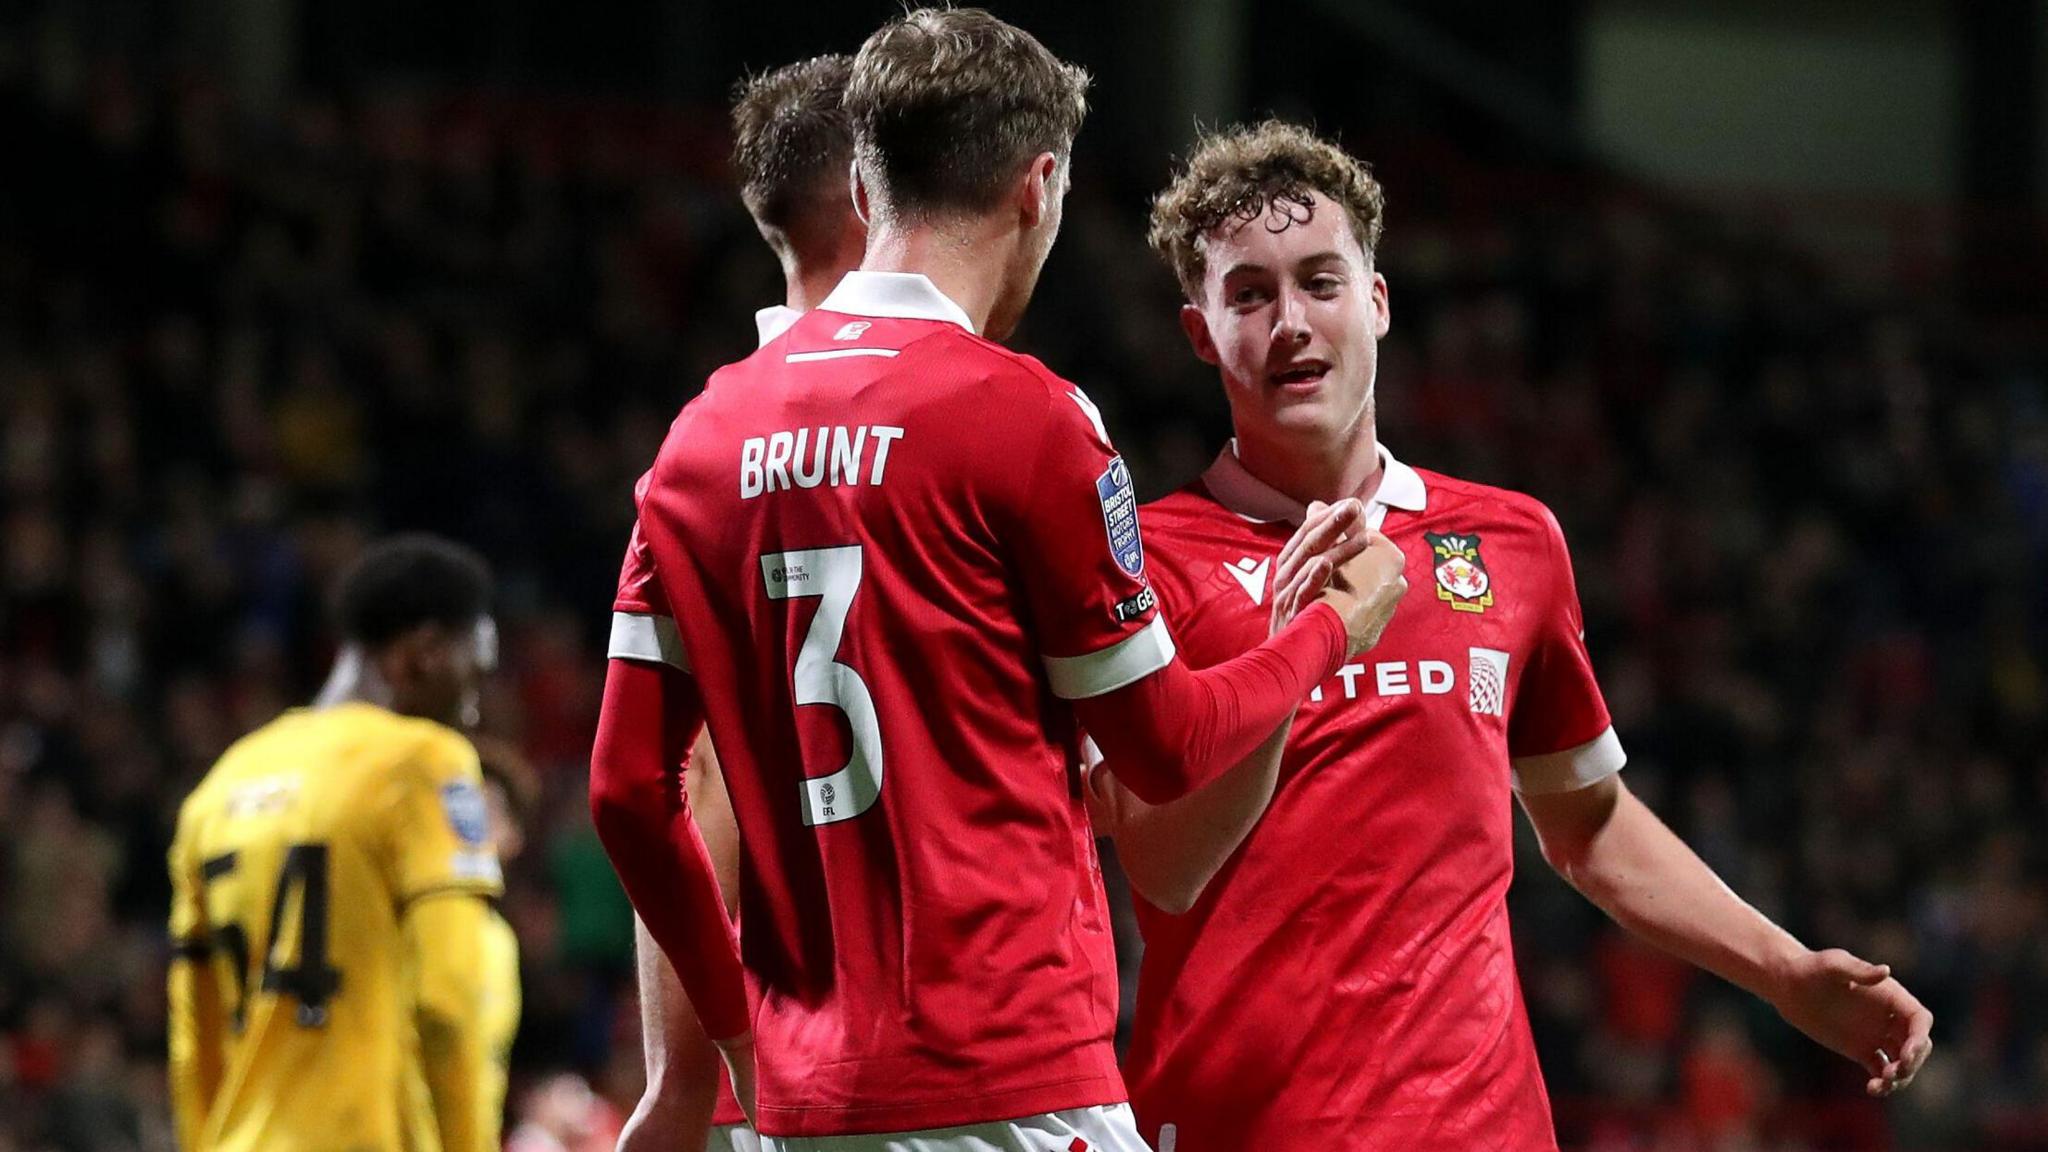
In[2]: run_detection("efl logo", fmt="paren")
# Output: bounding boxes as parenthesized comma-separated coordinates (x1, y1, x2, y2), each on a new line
(1469, 647, 1509, 717)
(1096, 456, 1144, 577)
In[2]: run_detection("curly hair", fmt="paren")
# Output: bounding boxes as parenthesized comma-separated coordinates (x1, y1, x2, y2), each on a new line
(330, 534, 492, 648)
(1148, 120, 1386, 301)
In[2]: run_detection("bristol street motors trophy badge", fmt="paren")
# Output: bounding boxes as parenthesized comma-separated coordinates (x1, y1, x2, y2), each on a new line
(1425, 532, 1493, 613)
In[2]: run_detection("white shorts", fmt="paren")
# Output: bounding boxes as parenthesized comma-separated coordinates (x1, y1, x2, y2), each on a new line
(760, 1104, 1150, 1152)
(710, 1125, 763, 1152)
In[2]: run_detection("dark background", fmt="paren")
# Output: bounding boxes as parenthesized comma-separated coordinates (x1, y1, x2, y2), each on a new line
(2, 1, 2045, 1149)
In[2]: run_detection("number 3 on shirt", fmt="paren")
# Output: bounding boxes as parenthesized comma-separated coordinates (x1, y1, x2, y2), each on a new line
(761, 546, 884, 826)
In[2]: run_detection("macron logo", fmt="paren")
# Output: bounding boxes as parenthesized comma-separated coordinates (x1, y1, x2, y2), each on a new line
(833, 321, 872, 341)
(1224, 556, 1270, 605)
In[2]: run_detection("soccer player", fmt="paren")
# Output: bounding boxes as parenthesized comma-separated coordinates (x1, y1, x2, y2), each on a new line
(620, 53, 867, 1152)
(588, 10, 1404, 1151)
(1087, 120, 1935, 1152)
(168, 535, 508, 1152)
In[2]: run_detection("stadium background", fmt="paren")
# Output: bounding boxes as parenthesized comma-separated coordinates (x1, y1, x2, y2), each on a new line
(2, 0, 2045, 1148)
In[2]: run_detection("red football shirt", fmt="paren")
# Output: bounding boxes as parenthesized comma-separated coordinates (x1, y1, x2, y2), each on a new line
(608, 273, 1177, 1137)
(1122, 443, 1624, 1152)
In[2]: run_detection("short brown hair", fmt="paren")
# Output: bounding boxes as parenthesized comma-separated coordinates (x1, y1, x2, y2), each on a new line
(731, 55, 856, 233)
(1148, 120, 1386, 301)
(845, 7, 1090, 217)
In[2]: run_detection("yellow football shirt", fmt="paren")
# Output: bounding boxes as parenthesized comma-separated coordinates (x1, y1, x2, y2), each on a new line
(168, 702, 504, 1152)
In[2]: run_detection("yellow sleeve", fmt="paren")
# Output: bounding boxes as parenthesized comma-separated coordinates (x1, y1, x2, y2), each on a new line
(383, 731, 505, 1152)
(167, 798, 224, 1152)
(405, 891, 498, 1152)
(477, 911, 522, 1144)
(383, 730, 504, 905)
(400, 1052, 441, 1152)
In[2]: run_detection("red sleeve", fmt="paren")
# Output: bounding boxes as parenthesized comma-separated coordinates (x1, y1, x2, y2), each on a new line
(1008, 383, 1174, 699)
(609, 478, 689, 671)
(1073, 603, 1347, 805)
(588, 658, 750, 1041)
(1506, 505, 1625, 794)
(615, 518, 669, 617)
(1006, 380, 1348, 802)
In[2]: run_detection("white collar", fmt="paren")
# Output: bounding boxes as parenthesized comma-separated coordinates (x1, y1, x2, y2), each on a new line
(1202, 439, 1427, 529)
(754, 305, 802, 347)
(816, 271, 977, 334)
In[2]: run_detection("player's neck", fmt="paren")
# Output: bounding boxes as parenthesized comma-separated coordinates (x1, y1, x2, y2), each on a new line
(784, 265, 839, 313)
(859, 221, 1013, 336)
(783, 245, 862, 312)
(1234, 422, 1386, 512)
(312, 646, 397, 713)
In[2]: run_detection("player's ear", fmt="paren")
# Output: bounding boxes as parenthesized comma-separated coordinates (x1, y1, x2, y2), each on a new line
(1371, 270, 1391, 340)
(851, 159, 872, 227)
(843, 195, 871, 254)
(1179, 303, 1220, 366)
(1018, 152, 1058, 230)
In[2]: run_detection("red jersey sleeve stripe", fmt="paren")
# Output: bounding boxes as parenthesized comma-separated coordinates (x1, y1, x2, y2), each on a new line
(1043, 615, 1176, 699)
(608, 612, 691, 672)
(1511, 726, 1625, 794)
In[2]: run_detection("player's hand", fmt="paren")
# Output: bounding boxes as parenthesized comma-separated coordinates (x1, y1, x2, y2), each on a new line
(714, 1030, 759, 1126)
(1270, 499, 1369, 632)
(1768, 948, 1933, 1097)
(616, 1085, 714, 1152)
(1314, 529, 1407, 657)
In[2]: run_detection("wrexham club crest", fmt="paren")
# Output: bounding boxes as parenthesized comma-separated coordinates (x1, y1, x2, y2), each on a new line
(1425, 532, 1493, 613)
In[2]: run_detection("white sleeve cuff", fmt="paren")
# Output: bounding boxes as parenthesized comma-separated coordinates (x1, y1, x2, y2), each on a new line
(1043, 615, 1176, 699)
(608, 612, 690, 672)
(1512, 727, 1625, 794)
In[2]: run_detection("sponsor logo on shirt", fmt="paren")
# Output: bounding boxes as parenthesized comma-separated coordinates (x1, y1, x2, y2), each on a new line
(440, 780, 490, 846)
(1113, 585, 1157, 623)
(1223, 555, 1270, 605)
(1469, 646, 1510, 717)
(833, 321, 872, 340)
(1308, 658, 1459, 703)
(1426, 531, 1494, 613)
(1097, 456, 1145, 577)
(1298, 650, 1514, 719)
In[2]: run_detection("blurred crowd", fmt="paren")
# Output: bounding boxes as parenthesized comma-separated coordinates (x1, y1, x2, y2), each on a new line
(1, 51, 2045, 1152)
